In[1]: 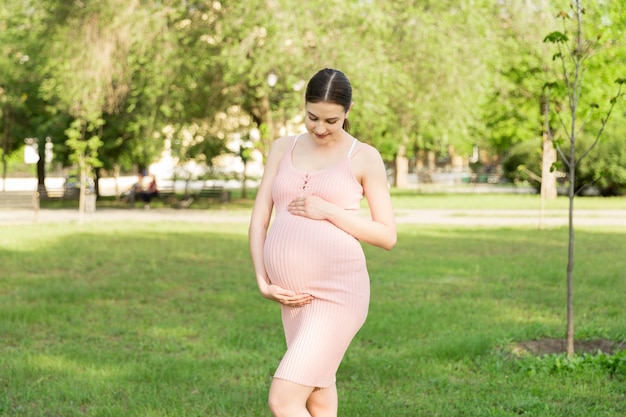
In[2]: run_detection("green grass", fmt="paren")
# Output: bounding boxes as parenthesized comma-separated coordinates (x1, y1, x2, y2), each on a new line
(40, 192, 257, 211)
(41, 188, 626, 212)
(390, 189, 626, 210)
(1, 209, 625, 416)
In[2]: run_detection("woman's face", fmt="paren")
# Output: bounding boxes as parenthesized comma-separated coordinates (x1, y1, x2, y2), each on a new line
(304, 101, 350, 141)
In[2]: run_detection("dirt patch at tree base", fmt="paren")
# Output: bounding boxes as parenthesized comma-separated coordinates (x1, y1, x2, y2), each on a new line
(510, 338, 624, 356)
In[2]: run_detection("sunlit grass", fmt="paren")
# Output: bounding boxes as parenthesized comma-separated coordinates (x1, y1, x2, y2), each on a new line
(38, 187, 626, 212)
(0, 218, 624, 416)
(390, 189, 626, 210)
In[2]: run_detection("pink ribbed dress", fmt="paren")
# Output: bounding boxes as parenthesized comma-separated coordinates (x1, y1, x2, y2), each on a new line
(263, 134, 369, 388)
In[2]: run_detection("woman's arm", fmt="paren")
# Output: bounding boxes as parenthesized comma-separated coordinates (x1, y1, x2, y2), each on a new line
(287, 143, 397, 250)
(248, 137, 315, 306)
(249, 138, 284, 293)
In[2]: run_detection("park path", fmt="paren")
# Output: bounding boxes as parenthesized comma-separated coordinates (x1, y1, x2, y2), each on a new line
(1, 207, 626, 227)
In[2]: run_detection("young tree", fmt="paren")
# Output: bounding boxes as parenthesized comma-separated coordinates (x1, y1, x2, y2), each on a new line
(41, 0, 139, 222)
(543, 0, 624, 356)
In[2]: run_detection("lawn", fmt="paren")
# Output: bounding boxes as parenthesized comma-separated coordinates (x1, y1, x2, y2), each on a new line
(37, 186, 626, 211)
(1, 197, 625, 416)
(389, 189, 626, 210)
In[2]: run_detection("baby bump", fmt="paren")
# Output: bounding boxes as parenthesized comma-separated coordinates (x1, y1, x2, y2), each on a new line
(264, 214, 366, 293)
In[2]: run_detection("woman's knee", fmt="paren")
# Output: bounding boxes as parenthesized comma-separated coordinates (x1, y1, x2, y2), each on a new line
(268, 379, 312, 417)
(268, 389, 300, 416)
(306, 386, 338, 417)
(267, 390, 282, 413)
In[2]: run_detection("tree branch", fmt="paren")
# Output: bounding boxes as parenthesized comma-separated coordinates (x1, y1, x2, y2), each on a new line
(578, 82, 624, 165)
(544, 85, 572, 169)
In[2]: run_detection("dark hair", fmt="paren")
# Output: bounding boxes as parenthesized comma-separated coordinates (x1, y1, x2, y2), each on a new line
(305, 68, 352, 131)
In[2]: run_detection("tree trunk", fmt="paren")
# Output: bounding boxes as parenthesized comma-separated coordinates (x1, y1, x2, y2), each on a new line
(426, 150, 436, 172)
(1, 153, 6, 192)
(94, 166, 101, 198)
(541, 134, 557, 200)
(261, 94, 273, 163)
(1, 106, 10, 192)
(37, 141, 48, 198)
(395, 144, 409, 189)
(540, 94, 558, 201)
(566, 151, 576, 357)
(78, 155, 87, 226)
(241, 159, 248, 199)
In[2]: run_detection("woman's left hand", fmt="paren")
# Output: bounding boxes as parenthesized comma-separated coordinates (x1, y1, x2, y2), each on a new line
(287, 195, 331, 220)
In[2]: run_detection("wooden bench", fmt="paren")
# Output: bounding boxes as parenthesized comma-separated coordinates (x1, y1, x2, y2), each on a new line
(0, 190, 40, 211)
(43, 188, 64, 199)
(157, 185, 176, 201)
(154, 185, 184, 207)
(120, 185, 179, 208)
(166, 186, 230, 209)
(119, 185, 230, 208)
(196, 186, 230, 203)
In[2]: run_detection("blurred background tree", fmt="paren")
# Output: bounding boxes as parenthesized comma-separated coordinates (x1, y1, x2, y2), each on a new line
(1, 0, 624, 196)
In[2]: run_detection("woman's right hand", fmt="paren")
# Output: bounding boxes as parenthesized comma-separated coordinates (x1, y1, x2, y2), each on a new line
(261, 283, 314, 307)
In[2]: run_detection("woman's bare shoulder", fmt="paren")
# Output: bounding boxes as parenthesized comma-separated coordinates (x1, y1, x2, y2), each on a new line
(269, 135, 296, 154)
(264, 135, 297, 167)
(350, 140, 386, 182)
(355, 140, 384, 162)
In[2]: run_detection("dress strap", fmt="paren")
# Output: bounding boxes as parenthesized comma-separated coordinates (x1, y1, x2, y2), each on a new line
(346, 138, 358, 158)
(291, 133, 303, 151)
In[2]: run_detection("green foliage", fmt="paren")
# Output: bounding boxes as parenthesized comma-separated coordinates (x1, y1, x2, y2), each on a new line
(382, 0, 497, 156)
(502, 139, 543, 185)
(538, 0, 626, 198)
(2, 0, 625, 192)
(515, 350, 626, 380)
(544, 31, 569, 44)
(0, 0, 56, 165)
(576, 133, 626, 196)
(64, 119, 104, 169)
(480, 1, 557, 158)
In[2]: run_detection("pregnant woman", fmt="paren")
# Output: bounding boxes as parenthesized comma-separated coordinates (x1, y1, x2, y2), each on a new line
(249, 68, 397, 417)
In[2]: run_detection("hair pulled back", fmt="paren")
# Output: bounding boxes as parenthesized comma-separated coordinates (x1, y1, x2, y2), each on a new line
(305, 68, 352, 131)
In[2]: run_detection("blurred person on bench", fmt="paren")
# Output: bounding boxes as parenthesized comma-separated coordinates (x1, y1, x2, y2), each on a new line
(121, 173, 143, 206)
(140, 174, 159, 209)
